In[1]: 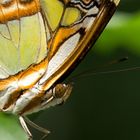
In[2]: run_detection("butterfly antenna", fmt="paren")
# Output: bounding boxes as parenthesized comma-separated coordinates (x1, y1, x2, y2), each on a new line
(68, 57, 128, 82)
(98, 56, 128, 68)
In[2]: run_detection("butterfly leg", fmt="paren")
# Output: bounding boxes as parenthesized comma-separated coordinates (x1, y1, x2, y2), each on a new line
(24, 116, 50, 139)
(19, 116, 33, 140)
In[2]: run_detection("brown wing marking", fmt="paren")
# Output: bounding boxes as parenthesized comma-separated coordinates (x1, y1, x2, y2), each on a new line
(0, 0, 40, 23)
(0, 58, 48, 110)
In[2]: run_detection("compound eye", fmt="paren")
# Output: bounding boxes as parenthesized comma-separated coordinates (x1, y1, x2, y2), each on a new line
(54, 84, 67, 98)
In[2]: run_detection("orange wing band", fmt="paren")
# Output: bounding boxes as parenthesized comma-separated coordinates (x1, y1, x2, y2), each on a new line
(0, 0, 40, 23)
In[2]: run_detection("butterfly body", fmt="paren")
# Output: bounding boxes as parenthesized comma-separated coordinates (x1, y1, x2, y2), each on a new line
(0, 0, 120, 139)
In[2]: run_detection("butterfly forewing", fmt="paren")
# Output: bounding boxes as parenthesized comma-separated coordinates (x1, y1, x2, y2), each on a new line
(38, 0, 120, 90)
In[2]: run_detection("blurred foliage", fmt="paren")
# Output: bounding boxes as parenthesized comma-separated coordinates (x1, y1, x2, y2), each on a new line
(0, 113, 26, 140)
(96, 12, 140, 55)
(0, 1, 140, 140)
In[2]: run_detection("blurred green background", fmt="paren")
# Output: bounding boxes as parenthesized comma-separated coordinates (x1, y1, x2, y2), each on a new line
(1, 0, 140, 140)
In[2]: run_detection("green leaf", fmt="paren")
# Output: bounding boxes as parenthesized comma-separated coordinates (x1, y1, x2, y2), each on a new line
(0, 113, 27, 140)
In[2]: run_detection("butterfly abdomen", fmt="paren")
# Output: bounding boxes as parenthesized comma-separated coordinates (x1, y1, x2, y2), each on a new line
(0, 0, 40, 23)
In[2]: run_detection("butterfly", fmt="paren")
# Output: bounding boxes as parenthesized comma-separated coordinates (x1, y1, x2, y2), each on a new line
(0, 0, 120, 139)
